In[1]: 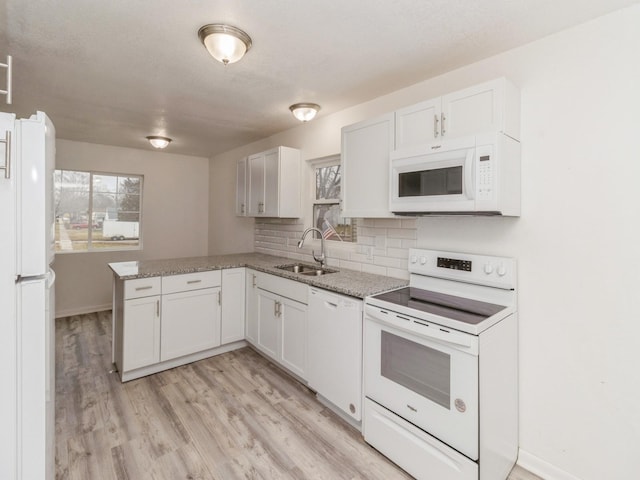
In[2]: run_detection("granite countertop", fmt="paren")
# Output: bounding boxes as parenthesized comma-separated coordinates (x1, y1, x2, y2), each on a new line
(108, 252, 408, 299)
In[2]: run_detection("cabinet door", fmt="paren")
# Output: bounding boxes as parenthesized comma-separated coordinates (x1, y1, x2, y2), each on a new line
(236, 157, 247, 216)
(280, 298, 307, 380)
(257, 289, 279, 360)
(395, 98, 441, 149)
(441, 79, 504, 139)
(247, 153, 265, 216)
(341, 113, 395, 218)
(221, 268, 245, 344)
(160, 287, 221, 361)
(123, 295, 160, 371)
(245, 270, 259, 345)
(262, 149, 279, 217)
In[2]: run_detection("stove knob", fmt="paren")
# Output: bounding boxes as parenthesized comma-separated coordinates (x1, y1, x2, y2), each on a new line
(483, 263, 494, 274)
(420, 256, 427, 265)
(410, 255, 417, 264)
(497, 263, 507, 276)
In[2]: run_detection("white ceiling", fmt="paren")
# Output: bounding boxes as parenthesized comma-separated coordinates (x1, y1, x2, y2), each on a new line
(0, 0, 635, 158)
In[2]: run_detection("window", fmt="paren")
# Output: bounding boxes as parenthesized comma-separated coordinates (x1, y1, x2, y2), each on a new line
(311, 156, 356, 243)
(54, 170, 143, 252)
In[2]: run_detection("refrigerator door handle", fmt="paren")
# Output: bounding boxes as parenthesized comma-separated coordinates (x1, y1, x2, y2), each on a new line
(0, 129, 10, 179)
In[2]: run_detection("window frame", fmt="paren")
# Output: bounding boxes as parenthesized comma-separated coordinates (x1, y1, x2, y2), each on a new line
(54, 169, 144, 254)
(307, 155, 357, 246)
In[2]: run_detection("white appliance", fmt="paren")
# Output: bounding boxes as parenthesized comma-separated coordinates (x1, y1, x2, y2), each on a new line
(307, 287, 363, 422)
(0, 111, 56, 480)
(389, 132, 520, 216)
(363, 249, 518, 480)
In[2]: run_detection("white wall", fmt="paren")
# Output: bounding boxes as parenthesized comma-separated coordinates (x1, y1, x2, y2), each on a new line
(209, 6, 640, 479)
(55, 140, 209, 317)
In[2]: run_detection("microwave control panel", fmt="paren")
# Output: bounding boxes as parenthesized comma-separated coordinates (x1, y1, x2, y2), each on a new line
(476, 144, 494, 200)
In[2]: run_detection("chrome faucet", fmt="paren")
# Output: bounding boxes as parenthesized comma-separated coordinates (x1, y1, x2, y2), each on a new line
(297, 227, 326, 269)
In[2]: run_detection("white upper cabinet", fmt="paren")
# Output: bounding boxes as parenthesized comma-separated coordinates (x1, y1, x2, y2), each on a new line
(395, 78, 520, 150)
(245, 146, 301, 218)
(341, 112, 396, 218)
(441, 78, 520, 140)
(395, 97, 441, 149)
(236, 157, 247, 216)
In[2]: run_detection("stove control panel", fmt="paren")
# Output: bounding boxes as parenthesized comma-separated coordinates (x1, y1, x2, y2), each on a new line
(437, 257, 472, 271)
(408, 248, 516, 290)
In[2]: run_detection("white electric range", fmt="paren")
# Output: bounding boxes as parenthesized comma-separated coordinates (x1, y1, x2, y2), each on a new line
(363, 248, 519, 480)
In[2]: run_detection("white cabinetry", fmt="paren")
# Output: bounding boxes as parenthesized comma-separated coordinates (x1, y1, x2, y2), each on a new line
(341, 78, 520, 219)
(236, 157, 247, 216)
(341, 113, 395, 218)
(245, 269, 259, 344)
(113, 269, 244, 382)
(161, 271, 221, 362)
(307, 287, 363, 421)
(245, 146, 301, 218)
(117, 277, 162, 373)
(395, 77, 520, 150)
(254, 271, 308, 379)
(221, 268, 246, 344)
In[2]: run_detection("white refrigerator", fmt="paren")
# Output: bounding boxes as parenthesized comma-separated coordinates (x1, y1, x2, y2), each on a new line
(0, 111, 56, 480)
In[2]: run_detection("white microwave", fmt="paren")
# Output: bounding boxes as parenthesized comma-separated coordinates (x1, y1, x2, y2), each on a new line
(389, 133, 521, 216)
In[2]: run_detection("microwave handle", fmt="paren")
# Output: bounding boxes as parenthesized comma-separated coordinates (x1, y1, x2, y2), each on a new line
(464, 148, 475, 199)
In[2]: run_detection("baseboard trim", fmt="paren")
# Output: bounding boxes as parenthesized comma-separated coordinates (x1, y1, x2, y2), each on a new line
(517, 449, 583, 480)
(56, 303, 112, 319)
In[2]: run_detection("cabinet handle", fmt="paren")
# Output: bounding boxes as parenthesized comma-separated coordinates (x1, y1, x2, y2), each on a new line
(258, 202, 264, 214)
(252, 274, 256, 288)
(434, 114, 439, 138)
(0, 130, 11, 179)
(186, 279, 202, 284)
(218, 290, 221, 305)
(441, 112, 446, 135)
(241, 203, 245, 214)
(135, 285, 153, 291)
(156, 299, 160, 317)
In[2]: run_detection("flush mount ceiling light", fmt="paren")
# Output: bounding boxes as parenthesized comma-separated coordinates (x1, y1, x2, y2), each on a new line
(146, 136, 172, 149)
(198, 24, 252, 65)
(289, 103, 321, 122)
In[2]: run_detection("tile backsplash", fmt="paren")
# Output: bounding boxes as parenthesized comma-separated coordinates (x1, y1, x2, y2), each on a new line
(254, 217, 417, 280)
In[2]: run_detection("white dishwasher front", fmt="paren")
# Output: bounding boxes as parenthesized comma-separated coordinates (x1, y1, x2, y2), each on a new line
(307, 287, 363, 422)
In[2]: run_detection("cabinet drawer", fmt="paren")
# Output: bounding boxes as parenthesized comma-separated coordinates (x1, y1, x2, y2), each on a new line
(162, 270, 221, 294)
(124, 277, 161, 299)
(256, 271, 308, 304)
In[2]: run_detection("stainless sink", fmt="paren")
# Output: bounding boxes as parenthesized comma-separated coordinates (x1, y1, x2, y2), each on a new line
(276, 263, 337, 276)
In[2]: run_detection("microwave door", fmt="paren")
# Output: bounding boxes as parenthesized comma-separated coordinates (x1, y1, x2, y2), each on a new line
(391, 146, 475, 213)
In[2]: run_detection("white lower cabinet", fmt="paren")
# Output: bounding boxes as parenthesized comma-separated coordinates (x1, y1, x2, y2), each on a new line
(279, 298, 307, 378)
(257, 289, 280, 358)
(245, 269, 259, 344)
(254, 271, 308, 380)
(122, 295, 161, 371)
(160, 287, 221, 362)
(221, 268, 246, 344)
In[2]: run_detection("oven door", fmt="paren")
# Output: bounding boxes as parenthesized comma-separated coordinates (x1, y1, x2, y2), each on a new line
(364, 308, 479, 460)
(390, 136, 476, 213)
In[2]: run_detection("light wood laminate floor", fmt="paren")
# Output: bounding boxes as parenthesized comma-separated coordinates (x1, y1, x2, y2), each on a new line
(56, 312, 542, 480)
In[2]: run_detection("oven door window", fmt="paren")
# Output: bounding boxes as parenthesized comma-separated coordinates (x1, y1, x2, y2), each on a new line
(398, 166, 463, 197)
(381, 331, 450, 409)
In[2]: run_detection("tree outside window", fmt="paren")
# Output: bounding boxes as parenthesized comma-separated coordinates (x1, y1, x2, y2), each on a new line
(54, 170, 143, 252)
(312, 158, 356, 243)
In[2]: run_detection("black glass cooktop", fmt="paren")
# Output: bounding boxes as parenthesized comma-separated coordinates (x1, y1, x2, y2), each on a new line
(371, 287, 507, 325)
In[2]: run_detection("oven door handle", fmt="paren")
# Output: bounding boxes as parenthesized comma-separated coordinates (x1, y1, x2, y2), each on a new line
(365, 306, 478, 353)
